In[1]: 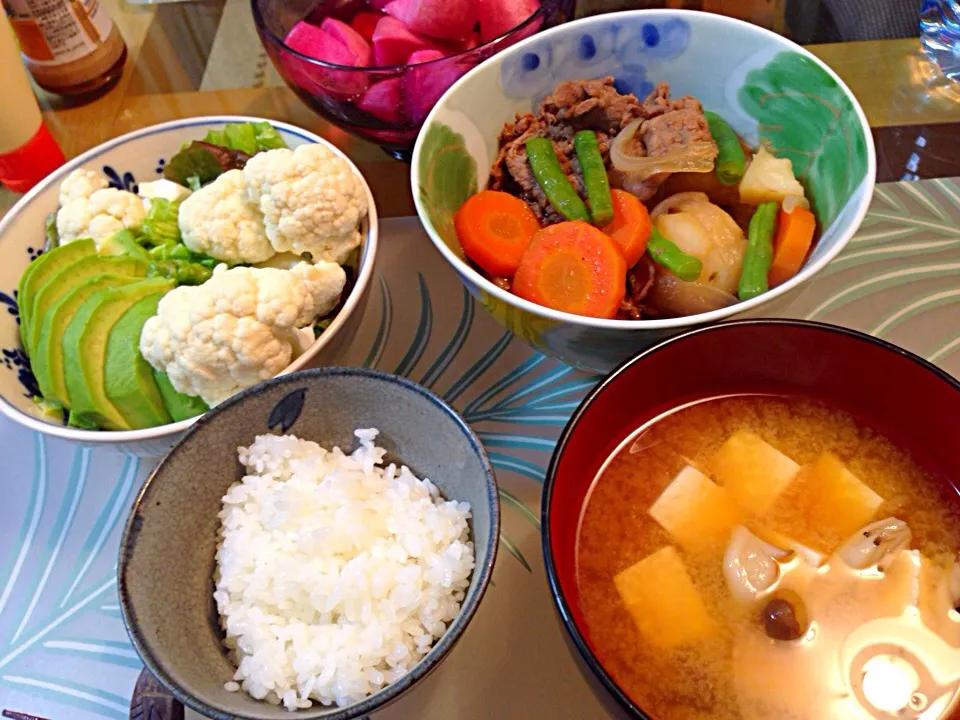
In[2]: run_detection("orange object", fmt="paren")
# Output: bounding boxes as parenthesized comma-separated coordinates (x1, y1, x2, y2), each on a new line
(512, 220, 627, 319)
(454, 190, 541, 277)
(769, 205, 816, 287)
(601, 189, 652, 268)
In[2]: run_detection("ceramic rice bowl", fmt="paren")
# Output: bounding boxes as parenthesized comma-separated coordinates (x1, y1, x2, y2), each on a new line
(118, 367, 499, 719)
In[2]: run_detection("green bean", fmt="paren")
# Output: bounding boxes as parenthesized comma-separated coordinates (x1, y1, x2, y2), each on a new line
(573, 130, 614, 226)
(525, 137, 591, 222)
(647, 227, 703, 282)
(738, 201, 779, 300)
(704, 111, 746, 186)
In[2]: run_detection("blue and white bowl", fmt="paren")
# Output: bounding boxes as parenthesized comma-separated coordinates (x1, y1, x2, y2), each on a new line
(0, 117, 379, 456)
(412, 9, 876, 372)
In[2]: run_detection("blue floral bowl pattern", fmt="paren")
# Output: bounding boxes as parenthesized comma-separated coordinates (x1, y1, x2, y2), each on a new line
(0, 117, 378, 457)
(411, 9, 876, 372)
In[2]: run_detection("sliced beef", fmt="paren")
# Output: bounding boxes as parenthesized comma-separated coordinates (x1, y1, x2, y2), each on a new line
(540, 77, 644, 136)
(618, 255, 657, 320)
(610, 84, 714, 201)
(640, 82, 703, 119)
(489, 112, 603, 225)
(489, 113, 563, 225)
(489, 77, 713, 223)
(640, 107, 713, 157)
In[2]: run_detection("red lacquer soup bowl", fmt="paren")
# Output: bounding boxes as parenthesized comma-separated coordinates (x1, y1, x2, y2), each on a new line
(542, 319, 960, 719)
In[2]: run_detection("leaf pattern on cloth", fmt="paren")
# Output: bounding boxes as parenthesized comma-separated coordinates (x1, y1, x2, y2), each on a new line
(738, 51, 868, 228)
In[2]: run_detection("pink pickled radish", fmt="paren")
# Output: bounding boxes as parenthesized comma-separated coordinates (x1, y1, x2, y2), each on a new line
(357, 78, 403, 122)
(403, 49, 472, 123)
(351, 11, 384, 42)
(284, 22, 368, 97)
(477, 0, 540, 42)
(371, 15, 440, 66)
(383, 0, 476, 42)
(319, 17, 373, 65)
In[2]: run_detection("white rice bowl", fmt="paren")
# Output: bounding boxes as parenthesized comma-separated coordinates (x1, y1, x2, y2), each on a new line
(213, 428, 475, 710)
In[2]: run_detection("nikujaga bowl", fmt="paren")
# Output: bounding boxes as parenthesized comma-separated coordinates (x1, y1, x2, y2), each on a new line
(542, 320, 960, 718)
(412, 10, 877, 372)
(118, 367, 499, 720)
(0, 116, 378, 457)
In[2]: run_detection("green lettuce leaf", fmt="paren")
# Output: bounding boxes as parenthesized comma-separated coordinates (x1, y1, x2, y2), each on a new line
(252, 121, 287, 150)
(140, 198, 182, 247)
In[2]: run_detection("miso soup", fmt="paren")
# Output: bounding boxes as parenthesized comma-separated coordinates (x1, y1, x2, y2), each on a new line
(577, 395, 960, 719)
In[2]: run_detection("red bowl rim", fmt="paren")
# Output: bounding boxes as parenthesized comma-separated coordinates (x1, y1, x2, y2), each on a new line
(250, 0, 556, 71)
(540, 318, 960, 719)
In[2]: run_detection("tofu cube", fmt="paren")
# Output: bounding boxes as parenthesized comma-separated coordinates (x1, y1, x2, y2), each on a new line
(614, 546, 716, 648)
(649, 465, 741, 554)
(770, 453, 884, 554)
(708, 431, 800, 515)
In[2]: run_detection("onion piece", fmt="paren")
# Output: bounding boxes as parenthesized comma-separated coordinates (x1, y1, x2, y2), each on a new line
(650, 191, 711, 222)
(648, 272, 737, 316)
(610, 118, 717, 179)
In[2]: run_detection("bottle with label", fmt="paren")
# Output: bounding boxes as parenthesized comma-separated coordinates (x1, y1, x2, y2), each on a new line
(0, 14, 65, 192)
(2, 0, 127, 95)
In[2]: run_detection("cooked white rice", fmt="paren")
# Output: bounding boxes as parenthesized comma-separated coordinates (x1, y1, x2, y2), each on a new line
(214, 429, 475, 710)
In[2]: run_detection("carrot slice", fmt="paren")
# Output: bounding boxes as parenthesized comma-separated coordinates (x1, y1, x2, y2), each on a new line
(454, 190, 541, 277)
(513, 220, 627, 319)
(601, 189, 652, 268)
(769, 205, 816, 287)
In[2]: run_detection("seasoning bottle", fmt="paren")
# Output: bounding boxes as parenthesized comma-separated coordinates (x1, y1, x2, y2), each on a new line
(0, 15, 65, 192)
(2, 0, 127, 95)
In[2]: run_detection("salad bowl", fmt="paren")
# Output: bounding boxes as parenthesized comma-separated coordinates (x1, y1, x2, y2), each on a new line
(0, 116, 378, 457)
(412, 9, 876, 372)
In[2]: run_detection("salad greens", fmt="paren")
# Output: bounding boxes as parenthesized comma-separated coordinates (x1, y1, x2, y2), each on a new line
(44, 212, 59, 250)
(202, 121, 287, 155)
(139, 198, 182, 247)
(163, 121, 289, 189)
(100, 228, 218, 286)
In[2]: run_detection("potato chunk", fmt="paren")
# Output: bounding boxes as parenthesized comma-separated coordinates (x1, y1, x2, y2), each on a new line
(769, 453, 884, 554)
(614, 546, 716, 648)
(708, 431, 800, 515)
(649, 465, 741, 554)
(738, 146, 806, 205)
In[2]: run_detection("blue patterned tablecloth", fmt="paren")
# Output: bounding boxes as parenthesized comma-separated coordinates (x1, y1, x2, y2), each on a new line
(1, 178, 958, 720)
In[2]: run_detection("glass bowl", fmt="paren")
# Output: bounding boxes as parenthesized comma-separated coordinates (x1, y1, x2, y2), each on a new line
(251, 0, 576, 160)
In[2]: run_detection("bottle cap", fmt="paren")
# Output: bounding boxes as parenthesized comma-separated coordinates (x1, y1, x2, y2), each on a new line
(0, 122, 66, 194)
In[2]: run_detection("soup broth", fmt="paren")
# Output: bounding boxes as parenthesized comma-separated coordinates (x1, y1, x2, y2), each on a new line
(577, 395, 960, 720)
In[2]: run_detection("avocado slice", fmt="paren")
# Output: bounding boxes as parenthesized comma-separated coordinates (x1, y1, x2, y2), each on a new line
(62, 277, 174, 430)
(33, 273, 143, 404)
(153, 369, 209, 422)
(17, 239, 96, 351)
(104, 293, 172, 429)
(28, 254, 148, 356)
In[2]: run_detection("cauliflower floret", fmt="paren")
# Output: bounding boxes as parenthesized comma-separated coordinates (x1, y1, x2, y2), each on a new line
(57, 187, 146, 246)
(178, 169, 274, 264)
(292, 260, 347, 317)
(253, 251, 310, 270)
(242, 143, 367, 263)
(137, 179, 192, 204)
(139, 263, 346, 406)
(58, 168, 108, 206)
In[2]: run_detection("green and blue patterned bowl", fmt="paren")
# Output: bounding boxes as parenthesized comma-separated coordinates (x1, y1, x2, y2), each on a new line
(411, 9, 876, 372)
